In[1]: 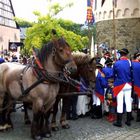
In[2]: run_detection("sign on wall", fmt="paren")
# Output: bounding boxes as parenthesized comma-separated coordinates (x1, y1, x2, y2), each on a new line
(9, 42, 23, 51)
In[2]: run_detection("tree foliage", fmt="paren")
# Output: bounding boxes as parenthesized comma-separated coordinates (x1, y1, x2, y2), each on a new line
(20, 2, 89, 55)
(15, 17, 34, 27)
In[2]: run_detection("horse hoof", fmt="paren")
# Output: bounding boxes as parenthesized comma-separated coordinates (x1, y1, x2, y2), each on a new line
(62, 124, 70, 129)
(0, 125, 6, 131)
(32, 135, 42, 140)
(44, 133, 52, 138)
(5, 124, 13, 129)
(25, 120, 31, 125)
(52, 126, 59, 131)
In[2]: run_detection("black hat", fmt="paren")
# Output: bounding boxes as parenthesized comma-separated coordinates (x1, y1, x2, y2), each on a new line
(105, 58, 113, 65)
(96, 63, 103, 68)
(133, 52, 140, 59)
(118, 48, 129, 55)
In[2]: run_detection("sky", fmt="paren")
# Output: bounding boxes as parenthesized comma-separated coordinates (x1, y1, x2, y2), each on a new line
(11, 0, 87, 24)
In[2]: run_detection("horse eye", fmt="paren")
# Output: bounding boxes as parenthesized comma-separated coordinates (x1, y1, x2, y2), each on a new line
(59, 48, 63, 52)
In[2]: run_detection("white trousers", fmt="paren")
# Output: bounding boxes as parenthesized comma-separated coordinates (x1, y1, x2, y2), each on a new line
(76, 95, 90, 115)
(92, 93, 101, 106)
(117, 84, 132, 113)
(138, 98, 140, 109)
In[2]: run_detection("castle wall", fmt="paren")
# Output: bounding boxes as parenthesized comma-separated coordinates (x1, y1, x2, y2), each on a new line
(94, 0, 140, 54)
(96, 18, 140, 53)
(94, 0, 140, 21)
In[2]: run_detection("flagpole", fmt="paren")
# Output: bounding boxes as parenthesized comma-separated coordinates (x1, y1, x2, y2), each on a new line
(88, 22, 91, 54)
(112, 0, 117, 59)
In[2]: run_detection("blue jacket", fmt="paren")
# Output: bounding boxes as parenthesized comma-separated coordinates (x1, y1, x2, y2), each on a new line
(132, 60, 140, 97)
(102, 67, 113, 81)
(95, 69, 107, 102)
(79, 77, 89, 92)
(0, 58, 5, 64)
(113, 56, 132, 97)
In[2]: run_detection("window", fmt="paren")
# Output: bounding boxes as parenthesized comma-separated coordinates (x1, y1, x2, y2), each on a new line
(0, 0, 17, 28)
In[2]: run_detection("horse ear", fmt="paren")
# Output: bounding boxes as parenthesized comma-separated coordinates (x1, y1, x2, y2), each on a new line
(51, 29, 60, 42)
(52, 29, 57, 35)
(89, 57, 95, 64)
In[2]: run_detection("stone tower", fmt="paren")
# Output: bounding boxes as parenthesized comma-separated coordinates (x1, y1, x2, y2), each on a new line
(94, 0, 140, 53)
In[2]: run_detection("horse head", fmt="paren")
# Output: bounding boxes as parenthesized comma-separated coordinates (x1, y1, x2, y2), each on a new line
(72, 52, 96, 90)
(88, 57, 96, 89)
(52, 37, 77, 71)
(33, 36, 77, 75)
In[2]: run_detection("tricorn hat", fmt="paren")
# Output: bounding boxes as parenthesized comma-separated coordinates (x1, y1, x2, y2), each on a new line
(118, 48, 129, 55)
(96, 63, 103, 68)
(105, 58, 113, 65)
(133, 52, 140, 59)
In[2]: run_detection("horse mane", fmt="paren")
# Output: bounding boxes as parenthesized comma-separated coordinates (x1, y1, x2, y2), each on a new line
(37, 37, 70, 65)
(38, 41, 53, 65)
(72, 51, 92, 65)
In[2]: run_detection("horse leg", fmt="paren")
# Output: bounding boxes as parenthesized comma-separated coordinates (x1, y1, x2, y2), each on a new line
(23, 102, 31, 125)
(31, 100, 45, 140)
(51, 97, 60, 131)
(42, 109, 52, 138)
(60, 97, 70, 129)
(31, 112, 43, 140)
(4, 107, 13, 131)
(0, 93, 10, 131)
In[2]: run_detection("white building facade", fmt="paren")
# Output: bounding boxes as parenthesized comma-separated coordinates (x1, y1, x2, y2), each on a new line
(93, 0, 140, 53)
(0, 0, 20, 55)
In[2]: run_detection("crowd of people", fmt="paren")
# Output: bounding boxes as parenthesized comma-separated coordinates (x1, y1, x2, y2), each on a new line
(66, 48, 140, 128)
(1, 48, 140, 128)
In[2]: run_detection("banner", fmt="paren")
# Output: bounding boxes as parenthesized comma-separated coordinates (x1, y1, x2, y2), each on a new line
(86, 0, 95, 24)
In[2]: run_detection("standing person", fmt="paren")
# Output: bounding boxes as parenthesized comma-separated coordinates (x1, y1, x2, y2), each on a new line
(0, 57, 5, 64)
(76, 77, 90, 117)
(91, 63, 107, 119)
(102, 58, 115, 121)
(132, 52, 140, 122)
(113, 48, 132, 127)
(100, 51, 111, 67)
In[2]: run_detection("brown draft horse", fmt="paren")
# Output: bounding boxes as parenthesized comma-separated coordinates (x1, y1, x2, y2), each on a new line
(51, 52, 96, 131)
(0, 37, 77, 140)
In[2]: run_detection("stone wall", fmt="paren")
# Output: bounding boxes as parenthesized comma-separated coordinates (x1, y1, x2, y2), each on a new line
(96, 18, 140, 54)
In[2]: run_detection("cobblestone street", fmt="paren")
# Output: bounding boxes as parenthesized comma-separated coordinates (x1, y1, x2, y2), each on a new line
(0, 108, 140, 140)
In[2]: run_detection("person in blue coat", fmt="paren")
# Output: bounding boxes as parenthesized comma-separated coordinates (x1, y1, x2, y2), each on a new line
(0, 57, 5, 64)
(102, 58, 114, 81)
(113, 48, 132, 127)
(91, 63, 107, 119)
(103, 58, 116, 121)
(132, 52, 140, 122)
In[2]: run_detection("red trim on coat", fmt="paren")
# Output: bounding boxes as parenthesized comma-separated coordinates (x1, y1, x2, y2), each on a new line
(134, 86, 140, 97)
(96, 92, 104, 102)
(120, 56, 129, 60)
(133, 60, 139, 62)
(113, 84, 125, 97)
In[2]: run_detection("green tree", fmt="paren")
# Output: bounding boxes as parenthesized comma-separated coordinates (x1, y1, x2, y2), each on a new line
(23, 2, 89, 55)
(15, 17, 34, 27)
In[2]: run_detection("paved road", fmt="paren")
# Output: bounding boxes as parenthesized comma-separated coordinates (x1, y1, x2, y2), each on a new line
(0, 108, 140, 140)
